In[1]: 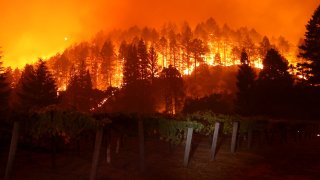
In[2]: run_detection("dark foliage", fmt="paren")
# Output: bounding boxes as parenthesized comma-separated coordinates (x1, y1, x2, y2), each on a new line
(0, 58, 11, 121)
(101, 40, 115, 87)
(160, 65, 185, 115)
(62, 61, 93, 112)
(235, 50, 257, 115)
(183, 93, 233, 114)
(299, 5, 320, 85)
(16, 60, 57, 111)
(256, 48, 293, 117)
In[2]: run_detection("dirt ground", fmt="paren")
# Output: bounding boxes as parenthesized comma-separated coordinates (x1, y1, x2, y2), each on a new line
(1, 135, 320, 180)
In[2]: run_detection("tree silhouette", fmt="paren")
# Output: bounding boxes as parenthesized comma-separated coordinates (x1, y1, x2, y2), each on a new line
(16, 60, 57, 111)
(242, 35, 256, 62)
(157, 36, 168, 68)
(258, 36, 271, 59)
(0, 58, 10, 120)
(181, 22, 193, 74)
(121, 41, 154, 113)
(122, 44, 139, 87)
(168, 28, 179, 67)
(137, 39, 149, 80)
(191, 38, 208, 79)
(235, 49, 256, 115)
(148, 45, 159, 84)
(52, 53, 72, 89)
(63, 61, 93, 112)
(299, 5, 320, 85)
(256, 48, 293, 117)
(101, 40, 115, 88)
(160, 65, 184, 115)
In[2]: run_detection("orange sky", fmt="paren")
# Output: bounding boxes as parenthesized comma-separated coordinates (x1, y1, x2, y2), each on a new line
(0, 0, 318, 68)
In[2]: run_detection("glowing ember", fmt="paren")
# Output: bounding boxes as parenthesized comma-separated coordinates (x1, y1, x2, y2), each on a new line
(90, 92, 115, 111)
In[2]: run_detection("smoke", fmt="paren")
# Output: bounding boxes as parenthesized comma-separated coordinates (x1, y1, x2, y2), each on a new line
(0, 0, 318, 68)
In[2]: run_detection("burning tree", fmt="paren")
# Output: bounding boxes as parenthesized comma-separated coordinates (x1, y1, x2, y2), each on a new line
(101, 40, 116, 88)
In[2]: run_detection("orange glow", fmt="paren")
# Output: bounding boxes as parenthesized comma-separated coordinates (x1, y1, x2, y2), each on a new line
(0, 0, 318, 68)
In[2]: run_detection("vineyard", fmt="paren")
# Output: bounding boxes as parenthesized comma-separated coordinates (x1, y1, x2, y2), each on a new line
(1, 109, 320, 179)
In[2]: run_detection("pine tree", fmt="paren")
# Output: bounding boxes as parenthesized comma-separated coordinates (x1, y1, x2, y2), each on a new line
(157, 36, 168, 68)
(137, 39, 149, 80)
(122, 44, 139, 87)
(53, 53, 71, 89)
(121, 41, 155, 113)
(64, 61, 93, 112)
(0, 58, 10, 118)
(256, 48, 293, 116)
(148, 45, 159, 84)
(160, 65, 184, 115)
(190, 38, 208, 79)
(16, 60, 57, 111)
(101, 40, 115, 88)
(258, 36, 271, 58)
(235, 49, 256, 115)
(299, 5, 320, 85)
(181, 23, 193, 74)
(258, 49, 292, 85)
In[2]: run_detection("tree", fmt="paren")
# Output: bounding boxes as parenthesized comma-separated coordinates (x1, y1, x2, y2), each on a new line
(0, 58, 10, 119)
(259, 49, 292, 84)
(148, 45, 159, 84)
(101, 40, 115, 88)
(160, 65, 185, 115)
(235, 49, 256, 115)
(16, 60, 57, 111)
(256, 48, 293, 117)
(63, 61, 93, 112)
(258, 36, 271, 58)
(137, 39, 149, 80)
(121, 42, 154, 113)
(181, 22, 193, 75)
(52, 53, 72, 90)
(190, 38, 208, 79)
(168, 28, 179, 67)
(157, 36, 168, 68)
(299, 5, 320, 85)
(122, 44, 139, 87)
(242, 35, 256, 61)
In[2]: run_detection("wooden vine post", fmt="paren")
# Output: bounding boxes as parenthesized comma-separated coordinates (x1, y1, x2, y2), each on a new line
(210, 122, 220, 160)
(5, 121, 20, 180)
(138, 118, 145, 172)
(231, 121, 239, 153)
(90, 127, 104, 180)
(183, 127, 193, 167)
